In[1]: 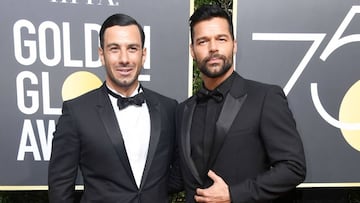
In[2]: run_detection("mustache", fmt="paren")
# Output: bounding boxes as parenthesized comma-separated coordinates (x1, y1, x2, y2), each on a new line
(203, 53, 226, 63)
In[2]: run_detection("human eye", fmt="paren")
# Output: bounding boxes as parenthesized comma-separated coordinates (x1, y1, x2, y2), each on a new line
(197, 39, 207, 45)
(108, 45, 119, 53)
(218, 36, 228, 42)
(128, 45, 140, 53)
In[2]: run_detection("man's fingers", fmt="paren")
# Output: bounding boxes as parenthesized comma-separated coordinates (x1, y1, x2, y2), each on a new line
(196, 188, 205, 196)
(194, 194, 201, 202)
(194, 194, 208, 202)
(208, 170, 220, 182)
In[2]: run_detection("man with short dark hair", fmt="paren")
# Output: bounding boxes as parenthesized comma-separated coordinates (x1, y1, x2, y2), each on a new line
(176, 4, 306, 203)
(48, 13, 180, 203)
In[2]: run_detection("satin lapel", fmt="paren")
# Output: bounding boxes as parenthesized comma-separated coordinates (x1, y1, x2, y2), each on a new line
(208, 92, 248, 168)
(139, 90, 161, 188)
(181, 98, 203, 185)
(97, 85, 134, 182)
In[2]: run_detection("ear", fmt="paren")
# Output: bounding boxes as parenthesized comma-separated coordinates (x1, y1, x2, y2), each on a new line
(190, 44, 195, 58)
(98, 47, 105, 66)
(142, 47, 147, 67)
(233, 39, 237, 54)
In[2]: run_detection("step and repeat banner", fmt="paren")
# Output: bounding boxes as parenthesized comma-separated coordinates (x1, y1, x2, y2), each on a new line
(236, 0, 360, 185)
(1, 0, 359, 189)
(0, 0, 190, 188)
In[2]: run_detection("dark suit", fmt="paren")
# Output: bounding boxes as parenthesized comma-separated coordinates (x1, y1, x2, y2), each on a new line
(48, 84, 178, 203)
(176, 72, 306, 203)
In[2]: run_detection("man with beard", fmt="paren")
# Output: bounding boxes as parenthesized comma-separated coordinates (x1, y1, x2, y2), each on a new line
(48, 13, 181, 203)
(176, 4, 306, 203)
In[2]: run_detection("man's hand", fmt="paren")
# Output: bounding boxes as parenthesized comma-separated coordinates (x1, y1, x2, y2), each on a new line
(194, 170, 231, 203)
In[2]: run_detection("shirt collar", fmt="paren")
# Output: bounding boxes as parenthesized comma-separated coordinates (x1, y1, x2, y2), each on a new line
(201, 71, 236, 97)
(106, 83, 142, 98)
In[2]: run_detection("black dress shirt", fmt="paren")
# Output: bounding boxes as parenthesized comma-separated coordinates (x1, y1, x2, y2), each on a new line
(190, 72, 236, 182)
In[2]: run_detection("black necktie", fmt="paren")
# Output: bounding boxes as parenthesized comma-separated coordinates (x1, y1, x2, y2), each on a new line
(106, 87, 145, 110)
(196, 88, 223, 103)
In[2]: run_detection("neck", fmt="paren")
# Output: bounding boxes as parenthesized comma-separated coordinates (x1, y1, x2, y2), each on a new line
(202, 69, 234, 90)
(106, 80, 140, 97)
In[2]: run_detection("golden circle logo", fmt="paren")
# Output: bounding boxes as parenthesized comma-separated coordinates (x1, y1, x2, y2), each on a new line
(339, 80, 360, 151)
(62, 71, 102, 101)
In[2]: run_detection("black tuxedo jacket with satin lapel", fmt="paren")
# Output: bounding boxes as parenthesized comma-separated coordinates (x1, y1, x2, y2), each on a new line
(48, 83, 179, 203)
(176, 72, 306, 203)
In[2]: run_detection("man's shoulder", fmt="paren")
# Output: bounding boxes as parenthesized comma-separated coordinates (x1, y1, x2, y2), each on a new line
(143, 87, 175, 100)
(142, 87, 178, 108)
(178, 94, 196, 107)
(64, 86, 103, 106)
(241, 77, 283, 92)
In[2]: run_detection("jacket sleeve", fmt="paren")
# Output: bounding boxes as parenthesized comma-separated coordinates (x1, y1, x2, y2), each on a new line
(229, 86, 306, 203)
(48, 101, 80, 203)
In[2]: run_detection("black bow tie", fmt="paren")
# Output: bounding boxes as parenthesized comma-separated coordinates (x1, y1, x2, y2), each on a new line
(106, 87, 145, 110)
(196, 88, 224, 103)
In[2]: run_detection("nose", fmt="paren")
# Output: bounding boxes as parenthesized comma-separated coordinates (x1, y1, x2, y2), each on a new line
(209, 40, 218, 53)
(118, 49, 129, 65)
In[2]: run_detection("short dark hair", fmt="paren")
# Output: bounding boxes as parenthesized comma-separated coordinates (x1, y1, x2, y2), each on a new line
(99, 13, 145, 49)
(189, 4, 234, 44)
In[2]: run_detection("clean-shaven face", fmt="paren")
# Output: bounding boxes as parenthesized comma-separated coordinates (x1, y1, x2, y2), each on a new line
(99, 25, 146, 94)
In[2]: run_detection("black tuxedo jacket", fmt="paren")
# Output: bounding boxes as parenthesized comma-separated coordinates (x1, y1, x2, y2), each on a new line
(48, 84, 178, 203)
(176, 73, 306, 203)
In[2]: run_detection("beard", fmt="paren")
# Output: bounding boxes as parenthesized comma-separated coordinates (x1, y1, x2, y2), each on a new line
(196, 53, 232, 78)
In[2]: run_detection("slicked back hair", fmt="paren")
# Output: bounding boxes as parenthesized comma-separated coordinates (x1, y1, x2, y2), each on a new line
(99, 13, 145, 49)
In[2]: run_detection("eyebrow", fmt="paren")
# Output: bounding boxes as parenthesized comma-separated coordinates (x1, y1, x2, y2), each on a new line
(106, 43, 141, 48)
(195, 34, 230, 41)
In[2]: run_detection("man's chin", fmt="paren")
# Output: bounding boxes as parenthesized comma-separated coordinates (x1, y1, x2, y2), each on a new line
(202, 72, 223, 78)
(115, 78, 137, 88)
